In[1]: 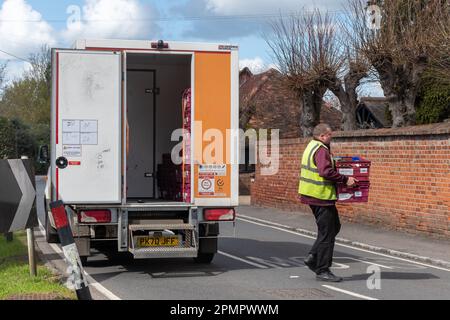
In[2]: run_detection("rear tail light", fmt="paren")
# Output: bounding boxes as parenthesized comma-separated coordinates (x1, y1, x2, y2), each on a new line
(77, 210, 111, 223)
(204, 208, 235, 221)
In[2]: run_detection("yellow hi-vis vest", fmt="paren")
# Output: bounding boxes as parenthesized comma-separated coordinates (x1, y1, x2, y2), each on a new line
(298, 140, 337, 201)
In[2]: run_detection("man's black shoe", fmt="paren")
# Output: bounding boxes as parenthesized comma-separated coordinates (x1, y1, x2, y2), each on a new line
(316, 271, 343, 282)
(303, 254, 317, 273)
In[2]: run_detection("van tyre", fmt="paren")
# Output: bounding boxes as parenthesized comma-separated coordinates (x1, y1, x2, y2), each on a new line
(44, 198, 59, 243)
(80, 256, 88, 265)
(193, 253, 215, 264)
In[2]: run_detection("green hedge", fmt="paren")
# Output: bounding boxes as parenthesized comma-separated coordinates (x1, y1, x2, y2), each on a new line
(0, 117, 16, 159)
(416, 80, 450, 124)
(0, 116, 49, 174)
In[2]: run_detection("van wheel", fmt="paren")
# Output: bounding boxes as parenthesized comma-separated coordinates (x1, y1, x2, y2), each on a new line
(193, 253, 215, 264)
(44, 199, 59, 243)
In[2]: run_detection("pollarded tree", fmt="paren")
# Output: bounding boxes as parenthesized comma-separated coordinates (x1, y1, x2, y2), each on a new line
(266, 10, 343, 137)
(328, 48, 370, 131)
(347, 0, 450, 127)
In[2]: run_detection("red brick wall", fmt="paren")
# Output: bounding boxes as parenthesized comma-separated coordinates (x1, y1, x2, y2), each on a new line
(251, 123, 450, 239)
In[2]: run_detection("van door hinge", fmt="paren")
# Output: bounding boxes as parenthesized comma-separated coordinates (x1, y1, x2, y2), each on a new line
(145, 88, 160, 95)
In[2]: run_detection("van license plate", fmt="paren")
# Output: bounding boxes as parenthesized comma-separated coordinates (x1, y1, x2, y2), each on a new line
(137, 236, 179, 247)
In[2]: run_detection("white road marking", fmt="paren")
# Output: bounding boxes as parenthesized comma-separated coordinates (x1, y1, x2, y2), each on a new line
(83, 272, 121, 300)
(342, 257, 394, 269)
(218, 250, 268, 269)
(322, 285, 378, 300)
(36, 228, 122, 300)
(237, 216, 450, 272)
(331, 262, 350, 270)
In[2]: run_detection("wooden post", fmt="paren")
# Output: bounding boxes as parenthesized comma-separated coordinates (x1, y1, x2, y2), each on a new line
(21, 156, 37, 277)
(27, 228, 37, 276)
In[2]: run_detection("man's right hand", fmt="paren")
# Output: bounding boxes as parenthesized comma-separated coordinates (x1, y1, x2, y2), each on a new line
(346, 177, 358, 187)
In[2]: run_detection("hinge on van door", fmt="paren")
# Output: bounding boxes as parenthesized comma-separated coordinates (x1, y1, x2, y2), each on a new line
(145, 88, 160, 95)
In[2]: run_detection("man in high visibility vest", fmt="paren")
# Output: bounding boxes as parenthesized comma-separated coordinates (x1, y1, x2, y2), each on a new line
(299, 123, 357, 282)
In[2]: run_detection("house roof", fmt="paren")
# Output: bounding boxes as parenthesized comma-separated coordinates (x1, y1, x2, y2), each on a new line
(357, 97, 390, 128)
(239, 68, 343, 138)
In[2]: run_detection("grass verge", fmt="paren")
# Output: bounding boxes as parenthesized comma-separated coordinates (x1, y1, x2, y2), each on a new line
(0, 231, 76, 300)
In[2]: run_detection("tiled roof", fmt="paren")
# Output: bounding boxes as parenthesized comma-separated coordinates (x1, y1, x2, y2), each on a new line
(239, 68, 343, 138)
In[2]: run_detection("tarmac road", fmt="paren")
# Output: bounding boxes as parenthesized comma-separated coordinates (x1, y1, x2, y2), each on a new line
(35, 178, 450, 300)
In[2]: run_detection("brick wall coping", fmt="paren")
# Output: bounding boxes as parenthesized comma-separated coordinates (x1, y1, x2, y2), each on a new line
(333, 122, 450, 139)
(277, 122, 450, 145)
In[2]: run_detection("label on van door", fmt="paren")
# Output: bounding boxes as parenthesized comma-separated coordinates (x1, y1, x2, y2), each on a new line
(199, 164, 227, 176)
(63, 145, 82, 158)
(199, 174, 215, 196)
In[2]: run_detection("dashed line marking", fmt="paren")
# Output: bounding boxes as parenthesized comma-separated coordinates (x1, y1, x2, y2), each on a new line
(237, 216, 450, 272)
(218, 250, 268, 269)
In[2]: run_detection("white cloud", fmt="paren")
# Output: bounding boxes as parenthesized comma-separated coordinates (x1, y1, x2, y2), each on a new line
(3, 60, 32, 83)
(173, 0, 345, 40)
(205, 0, 342, 15)
(239, 57, 277, 74)
(358, 81, 385, 98)
(0, 0, 56, 60)
(61, 0, 159, 44)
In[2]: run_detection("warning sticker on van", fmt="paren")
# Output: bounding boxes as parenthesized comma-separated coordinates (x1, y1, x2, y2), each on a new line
(199, 174, 215, 196)
(63, 145, 82, 157)
(199, 164, 227, 176)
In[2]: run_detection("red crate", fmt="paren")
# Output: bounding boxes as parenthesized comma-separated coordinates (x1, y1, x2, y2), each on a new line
(335, 157, 371, 182)
(335, 157, 371, 203)
(337, 181, 370, 203)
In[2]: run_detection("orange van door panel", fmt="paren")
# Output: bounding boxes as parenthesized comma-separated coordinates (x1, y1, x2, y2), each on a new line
(194, 52, 231, 199)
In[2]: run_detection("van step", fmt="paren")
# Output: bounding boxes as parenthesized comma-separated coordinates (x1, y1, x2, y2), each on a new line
(131, 247, 197, 259)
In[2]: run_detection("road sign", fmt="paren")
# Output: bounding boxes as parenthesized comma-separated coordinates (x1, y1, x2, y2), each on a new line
(0, 159, 38, 233)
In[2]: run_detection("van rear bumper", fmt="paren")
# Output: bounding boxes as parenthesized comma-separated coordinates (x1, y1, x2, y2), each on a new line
(72, 202, 194, 211)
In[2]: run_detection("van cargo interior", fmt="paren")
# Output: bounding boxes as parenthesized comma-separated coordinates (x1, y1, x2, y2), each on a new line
(126, 53, 191, 203)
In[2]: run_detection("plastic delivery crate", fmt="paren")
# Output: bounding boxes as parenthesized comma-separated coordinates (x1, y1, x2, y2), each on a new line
(335, 156, 371, 203)
(337, 181, 370, 203)
(335, 156, 371, 182)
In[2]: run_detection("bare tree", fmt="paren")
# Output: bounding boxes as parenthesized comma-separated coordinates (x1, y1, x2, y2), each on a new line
(329, 48, 370, 130)
(347, 0, 450, 127)
(0, 62, 6, 92)
(266, 10, 343, 137)
(27, 45, 51, 91)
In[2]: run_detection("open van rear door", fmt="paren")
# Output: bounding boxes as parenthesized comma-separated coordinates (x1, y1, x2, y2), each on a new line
(51, 50, 122, 203)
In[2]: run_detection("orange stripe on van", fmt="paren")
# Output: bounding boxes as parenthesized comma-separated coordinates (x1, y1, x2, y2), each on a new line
(194, 52, 231, 199)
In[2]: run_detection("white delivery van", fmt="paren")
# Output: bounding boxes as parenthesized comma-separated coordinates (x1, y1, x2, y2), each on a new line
(44, 39, 239, 263)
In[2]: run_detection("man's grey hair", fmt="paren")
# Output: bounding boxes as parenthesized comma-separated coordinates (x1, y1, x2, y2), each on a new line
(313, 123, 332, 139)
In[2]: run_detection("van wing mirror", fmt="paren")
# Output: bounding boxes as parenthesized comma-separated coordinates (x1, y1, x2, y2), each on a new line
(38, 145, 50, 164)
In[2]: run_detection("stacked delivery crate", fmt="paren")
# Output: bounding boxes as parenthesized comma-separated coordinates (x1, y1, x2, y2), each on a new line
(156, 88, 192, 202)
(157, 154, 183, 201)
(181, 88, 192, 203)
(335, 157, 371, 203)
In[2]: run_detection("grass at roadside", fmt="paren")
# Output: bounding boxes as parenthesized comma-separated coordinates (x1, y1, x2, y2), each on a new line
(0, 232, 76, 300)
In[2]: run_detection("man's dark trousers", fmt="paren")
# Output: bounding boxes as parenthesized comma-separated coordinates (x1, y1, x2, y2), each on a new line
(309, 205, 341, 274)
